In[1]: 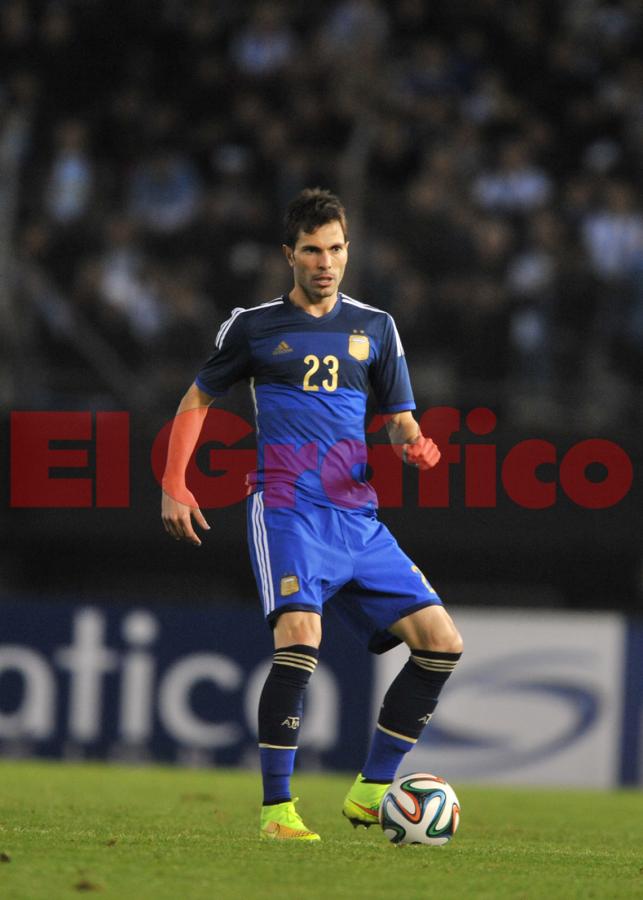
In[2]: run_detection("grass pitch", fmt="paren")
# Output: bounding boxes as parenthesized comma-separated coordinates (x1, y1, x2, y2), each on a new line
(0, 761, 641, 900)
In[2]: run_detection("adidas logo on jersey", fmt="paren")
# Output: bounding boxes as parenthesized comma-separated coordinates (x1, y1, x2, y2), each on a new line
(272, 341, 293, 355)
(272, 341, 292, 356)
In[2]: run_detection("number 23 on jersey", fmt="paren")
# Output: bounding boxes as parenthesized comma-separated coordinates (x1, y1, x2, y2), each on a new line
(302, 354, 339, 392)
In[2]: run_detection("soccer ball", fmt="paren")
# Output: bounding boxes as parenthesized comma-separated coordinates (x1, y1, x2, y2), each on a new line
(379, 773, 460, 846)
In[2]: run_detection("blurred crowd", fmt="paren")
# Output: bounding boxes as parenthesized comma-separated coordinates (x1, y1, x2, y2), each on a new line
(2, 0, 643, 428)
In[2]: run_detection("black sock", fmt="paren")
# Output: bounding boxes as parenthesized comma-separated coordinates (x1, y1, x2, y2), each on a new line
(362, 649, 461, 782)
(258, 644, 319, 804)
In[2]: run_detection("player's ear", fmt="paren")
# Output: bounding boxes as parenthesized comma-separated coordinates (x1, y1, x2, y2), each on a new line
(282, 244, 295, 267)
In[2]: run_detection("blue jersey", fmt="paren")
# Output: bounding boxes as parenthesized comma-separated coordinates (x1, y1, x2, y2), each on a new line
(195, 293, 415, 512)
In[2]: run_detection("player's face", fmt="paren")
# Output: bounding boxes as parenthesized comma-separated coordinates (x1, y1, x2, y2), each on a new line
(284, 221, 349, 307)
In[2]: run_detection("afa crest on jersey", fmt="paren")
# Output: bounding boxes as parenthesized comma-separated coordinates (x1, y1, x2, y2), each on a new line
(280, 575, 300, 596)
(348, 334, 370, 360)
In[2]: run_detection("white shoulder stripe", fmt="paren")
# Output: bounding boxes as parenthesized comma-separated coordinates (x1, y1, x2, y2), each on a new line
(215, 307, 244, 348)
(252, 296, 284, 310)
(342, 296, 405, 357)
(215, 298, 283, 349)
(341, 295, 383, 313)
(389, 314, 405, 357)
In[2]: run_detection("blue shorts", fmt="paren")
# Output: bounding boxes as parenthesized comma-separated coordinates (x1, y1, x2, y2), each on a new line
(246, 492, 443, 654)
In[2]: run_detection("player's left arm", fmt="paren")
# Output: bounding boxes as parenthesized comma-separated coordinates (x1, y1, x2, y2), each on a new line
(369, 313, 440, 470)
(385, 410, 441, 470)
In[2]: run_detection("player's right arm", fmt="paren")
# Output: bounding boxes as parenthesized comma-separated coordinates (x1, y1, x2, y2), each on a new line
(161, 382, 214, 546)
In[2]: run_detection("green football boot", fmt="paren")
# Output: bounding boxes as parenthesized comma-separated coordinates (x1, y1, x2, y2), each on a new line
(342, 773, 390, 828)
(260, 798, 321, 841)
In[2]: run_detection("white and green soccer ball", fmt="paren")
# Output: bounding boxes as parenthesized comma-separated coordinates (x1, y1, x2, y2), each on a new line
(379, 773, 460, 846)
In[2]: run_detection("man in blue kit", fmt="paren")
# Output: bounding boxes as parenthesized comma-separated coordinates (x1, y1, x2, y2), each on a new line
(162, 188, 463, 841)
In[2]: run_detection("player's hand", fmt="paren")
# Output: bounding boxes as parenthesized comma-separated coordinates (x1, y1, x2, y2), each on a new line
(161, 486, 210, 546)
(403, 433, 441, 470)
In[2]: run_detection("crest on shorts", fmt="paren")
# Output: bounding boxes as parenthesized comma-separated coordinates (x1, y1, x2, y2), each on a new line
(280, 575, 300, 596)
(348, 333, 370, 361)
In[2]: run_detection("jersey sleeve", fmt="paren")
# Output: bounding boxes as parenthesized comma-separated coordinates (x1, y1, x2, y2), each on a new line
(195, 308, 251, 396)
(370, 313, 416, 413)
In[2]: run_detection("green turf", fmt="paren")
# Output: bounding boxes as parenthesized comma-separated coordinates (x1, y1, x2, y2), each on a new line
(0, 761, 641, 900)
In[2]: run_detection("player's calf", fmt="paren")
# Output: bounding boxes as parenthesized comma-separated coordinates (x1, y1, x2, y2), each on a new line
(344, 647, 462, 823)
(258, 644, 319, 805)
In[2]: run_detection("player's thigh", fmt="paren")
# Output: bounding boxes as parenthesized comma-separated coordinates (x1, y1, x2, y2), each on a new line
(389, 605, 463, 653)
(349, 519, 442, 612)
(273, 610, 322, 649)
(246, 494, 339, 620)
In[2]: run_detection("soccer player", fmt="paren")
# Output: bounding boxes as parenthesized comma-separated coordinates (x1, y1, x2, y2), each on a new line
(161, 188, 463, 841)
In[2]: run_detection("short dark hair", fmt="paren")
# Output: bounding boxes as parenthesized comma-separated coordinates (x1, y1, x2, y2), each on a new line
(283, 187, 348, 248)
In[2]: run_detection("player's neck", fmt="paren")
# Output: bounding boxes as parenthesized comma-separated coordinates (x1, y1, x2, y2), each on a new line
(288, 288, 339, 318)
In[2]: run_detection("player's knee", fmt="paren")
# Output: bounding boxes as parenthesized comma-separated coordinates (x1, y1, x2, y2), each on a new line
(430, 610, 463, 654)
(394, 607, 463, 655)
(273, 611, 322, 649)
(441, 628, 463, 655)
(419, 618, 463, 654)
(418, 627, 462, 654)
